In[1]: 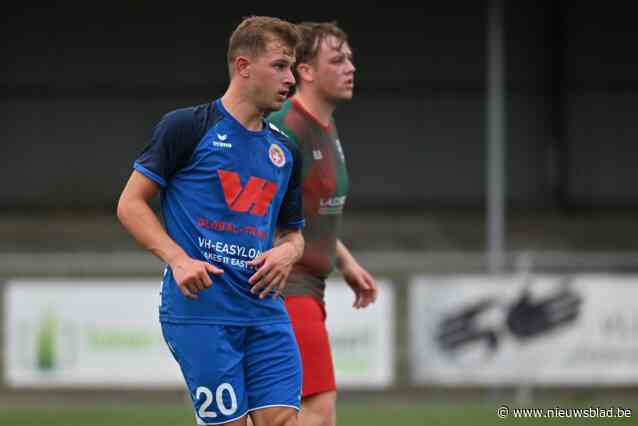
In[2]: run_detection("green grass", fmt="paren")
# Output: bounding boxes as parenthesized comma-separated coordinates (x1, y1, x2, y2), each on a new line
(1, 400, 637, 426)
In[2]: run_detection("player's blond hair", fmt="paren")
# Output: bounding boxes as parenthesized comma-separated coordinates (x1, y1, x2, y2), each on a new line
(227, 16, 300, 77)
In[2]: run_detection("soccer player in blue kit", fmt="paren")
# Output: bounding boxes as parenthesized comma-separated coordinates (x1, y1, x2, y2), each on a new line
(117, 16, 304, 426)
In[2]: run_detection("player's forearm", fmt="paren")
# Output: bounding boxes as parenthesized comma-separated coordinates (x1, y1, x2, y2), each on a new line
(336, 239, 358, 272)
(274, 228, 305, 263)
(117, 197, 187, 267)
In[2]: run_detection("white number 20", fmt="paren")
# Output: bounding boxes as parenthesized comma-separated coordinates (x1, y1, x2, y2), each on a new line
(196, 383, 238, 418)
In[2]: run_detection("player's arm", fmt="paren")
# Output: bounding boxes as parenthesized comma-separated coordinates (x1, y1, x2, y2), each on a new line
(336, 239, 378, 308)
(117, 171, 222, 299)
(248, 228, 304, 299)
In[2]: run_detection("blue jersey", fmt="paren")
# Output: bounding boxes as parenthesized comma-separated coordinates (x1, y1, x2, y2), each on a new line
(134, 99, 304, 326)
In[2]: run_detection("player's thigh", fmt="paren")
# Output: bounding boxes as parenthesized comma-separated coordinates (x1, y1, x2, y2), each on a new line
(250, 405, 298, 426)
(285, 296, 336, 397)
(244, 322, 302, 412)
(299, 391, 337, 426)
(162, 322, 249, 425)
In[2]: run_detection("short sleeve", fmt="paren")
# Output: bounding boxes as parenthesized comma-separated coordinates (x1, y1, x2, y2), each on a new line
(133, 108, 200, 187)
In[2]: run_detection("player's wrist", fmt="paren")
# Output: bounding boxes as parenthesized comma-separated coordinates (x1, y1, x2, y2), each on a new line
(279, 241, 302, 262)
(335, 240, 357, 271)
(337, 255, 357, 274)
(167, 251, 191, 270)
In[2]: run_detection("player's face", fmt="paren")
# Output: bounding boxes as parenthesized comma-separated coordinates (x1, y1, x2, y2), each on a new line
(249, 38, 296, 114)
(313, 36, 355, 103)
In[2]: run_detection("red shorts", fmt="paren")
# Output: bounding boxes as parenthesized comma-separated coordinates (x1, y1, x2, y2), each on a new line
(284, 295, 336, 397)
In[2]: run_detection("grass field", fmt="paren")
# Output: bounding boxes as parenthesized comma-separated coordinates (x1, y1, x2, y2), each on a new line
(1, 400, 637, 426)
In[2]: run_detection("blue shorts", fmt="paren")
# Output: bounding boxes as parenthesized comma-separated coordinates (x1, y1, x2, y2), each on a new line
(161, 322, 302, 425)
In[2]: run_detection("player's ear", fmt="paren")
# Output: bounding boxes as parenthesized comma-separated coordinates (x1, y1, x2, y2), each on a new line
(235, 55, 251, 78)
(296, 63, 314, 84)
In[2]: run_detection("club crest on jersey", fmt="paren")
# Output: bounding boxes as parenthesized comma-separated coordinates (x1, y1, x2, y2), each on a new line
(269, 144, 286, 168)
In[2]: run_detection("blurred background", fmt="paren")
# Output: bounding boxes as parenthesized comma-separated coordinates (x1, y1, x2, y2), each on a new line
(2, 2, 638, 425)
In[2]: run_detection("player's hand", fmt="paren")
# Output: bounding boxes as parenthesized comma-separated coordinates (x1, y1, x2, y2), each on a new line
(170, 255, 224, 300)
(247, 243, 297, 299)
(341, 260, 378, 309)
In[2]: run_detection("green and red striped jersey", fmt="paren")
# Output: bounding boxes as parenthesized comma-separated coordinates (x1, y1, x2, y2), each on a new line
(268, 98, 349, 303)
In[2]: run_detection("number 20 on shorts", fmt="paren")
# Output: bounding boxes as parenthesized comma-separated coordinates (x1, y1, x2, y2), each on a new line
(196, 383, 238, 419)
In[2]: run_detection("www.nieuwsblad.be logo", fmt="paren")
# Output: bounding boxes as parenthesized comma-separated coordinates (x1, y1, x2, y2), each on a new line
(218, 170, 278, 216)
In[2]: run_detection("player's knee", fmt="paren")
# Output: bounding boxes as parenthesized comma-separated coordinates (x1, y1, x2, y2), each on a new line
(271, 409, 298, 426)
(307, 404, 333, 426)
(302, 392, 336, 426)
(282, 416, 298, 426)
(315, 407, 335, 426)
(252, 407, 298, 426)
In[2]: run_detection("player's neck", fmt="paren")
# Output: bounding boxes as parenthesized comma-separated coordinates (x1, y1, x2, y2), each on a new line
(220, 88, 264, 132)
(294, 91, 335, 128)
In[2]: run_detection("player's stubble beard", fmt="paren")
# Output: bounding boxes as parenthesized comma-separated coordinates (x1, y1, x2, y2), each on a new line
(324, 87, 353, 106)
(318, 75, 354, 105)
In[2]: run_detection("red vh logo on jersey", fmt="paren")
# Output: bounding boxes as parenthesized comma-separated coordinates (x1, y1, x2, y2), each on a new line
(217, 170, 278, 216)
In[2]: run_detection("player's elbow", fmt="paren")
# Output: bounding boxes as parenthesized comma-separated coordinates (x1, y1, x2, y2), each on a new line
(116, 192, 135, 226)
(299, 232, 305, 250)
(116, 197, 127, 226)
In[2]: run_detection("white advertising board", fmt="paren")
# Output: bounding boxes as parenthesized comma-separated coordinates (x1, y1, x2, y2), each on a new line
(325, 279, 395, 388)
(4, 279, 183, 388)
(410, 274, 638, 385)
